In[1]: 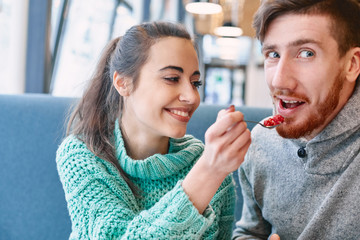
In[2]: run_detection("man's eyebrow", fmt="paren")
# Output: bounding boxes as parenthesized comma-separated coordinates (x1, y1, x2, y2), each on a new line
(262, 39, 321, 53)
(289, 38, 321, 47)
(262, 44, 276, 53)
(159, 66, 184, 73)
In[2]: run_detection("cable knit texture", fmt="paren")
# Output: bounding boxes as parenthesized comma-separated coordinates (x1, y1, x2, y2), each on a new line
(56, 121, 235, 239)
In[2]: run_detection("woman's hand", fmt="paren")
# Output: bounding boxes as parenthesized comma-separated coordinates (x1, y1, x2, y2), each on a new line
(200, 104, 251, 176)
(182, 105, 251, 213)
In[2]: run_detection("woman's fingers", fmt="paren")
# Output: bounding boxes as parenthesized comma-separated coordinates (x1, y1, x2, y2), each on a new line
(200, 105, 253, 174)
(221, 120, 248, 145)
(217, 104, 235, 120)
(216, 127, 251, 170)
(228, 129, 251, 158)
(207, 111, 245, 140)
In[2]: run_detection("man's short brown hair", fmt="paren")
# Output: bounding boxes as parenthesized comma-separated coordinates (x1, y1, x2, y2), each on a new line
(253, 0, 360, 57)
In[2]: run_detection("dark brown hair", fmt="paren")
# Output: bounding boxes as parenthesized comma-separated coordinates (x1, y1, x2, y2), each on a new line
(253, 0, 360, 57)
(66, 21, 195, 194)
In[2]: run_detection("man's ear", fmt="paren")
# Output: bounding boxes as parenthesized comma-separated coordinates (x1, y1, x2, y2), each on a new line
(345, 47, 360, 83)
(113, 71, 130, 96)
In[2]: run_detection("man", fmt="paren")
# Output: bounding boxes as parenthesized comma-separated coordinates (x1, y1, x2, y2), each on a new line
(232, 0, 360, 239)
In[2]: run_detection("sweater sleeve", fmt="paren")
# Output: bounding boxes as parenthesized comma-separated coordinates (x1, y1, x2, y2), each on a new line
(202, 174, 236, 240)
(56, 136, 215, 239)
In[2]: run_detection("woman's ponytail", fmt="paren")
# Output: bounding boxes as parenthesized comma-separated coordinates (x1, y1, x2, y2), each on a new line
(66, 36, 136, 194)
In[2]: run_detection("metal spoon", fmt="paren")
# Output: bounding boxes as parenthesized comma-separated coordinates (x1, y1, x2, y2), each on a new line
(244, 120, 282, 129)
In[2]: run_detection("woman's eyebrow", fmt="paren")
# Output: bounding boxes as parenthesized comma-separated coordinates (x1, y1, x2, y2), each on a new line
(159, 66, 183, 73)
(159, 66, 200, 77)
(192, 70, 201, 76)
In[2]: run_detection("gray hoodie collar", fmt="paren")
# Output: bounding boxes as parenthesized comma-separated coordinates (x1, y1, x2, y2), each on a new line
(293, 81, 360, 174)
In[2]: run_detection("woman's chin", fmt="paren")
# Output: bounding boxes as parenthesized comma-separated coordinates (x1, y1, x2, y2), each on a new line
(168, 129, 187, 139)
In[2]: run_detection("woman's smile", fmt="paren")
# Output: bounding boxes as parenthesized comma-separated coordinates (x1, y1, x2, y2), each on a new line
(166, 107, 192, 122)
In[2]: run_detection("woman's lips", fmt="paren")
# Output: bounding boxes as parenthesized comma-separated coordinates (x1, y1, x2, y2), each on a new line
(166, 108, 191, 122)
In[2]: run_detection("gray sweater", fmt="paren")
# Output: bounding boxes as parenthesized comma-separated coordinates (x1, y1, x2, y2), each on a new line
(233, 82, 360, 240)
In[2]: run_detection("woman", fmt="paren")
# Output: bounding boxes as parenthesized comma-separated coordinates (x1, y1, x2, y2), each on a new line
(56, 21, 251, 239)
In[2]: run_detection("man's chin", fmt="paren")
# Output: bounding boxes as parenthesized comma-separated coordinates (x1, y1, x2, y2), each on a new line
(276, 125, 309, 139)
(275, 117, 324, 139)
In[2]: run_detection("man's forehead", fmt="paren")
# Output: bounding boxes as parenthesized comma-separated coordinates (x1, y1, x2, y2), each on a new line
(262, 38, 323, 51)
(262, 14, 332, 49)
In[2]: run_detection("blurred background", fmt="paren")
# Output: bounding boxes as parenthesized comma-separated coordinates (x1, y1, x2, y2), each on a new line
(0, 0, 272, 108)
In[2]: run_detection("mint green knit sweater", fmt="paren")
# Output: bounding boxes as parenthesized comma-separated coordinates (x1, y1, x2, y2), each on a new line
(56, 122, 235, 239)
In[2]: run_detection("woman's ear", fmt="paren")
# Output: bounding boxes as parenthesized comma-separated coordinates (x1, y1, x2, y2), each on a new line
(113, 71, 130, 96)
(345, 47, 360, 83)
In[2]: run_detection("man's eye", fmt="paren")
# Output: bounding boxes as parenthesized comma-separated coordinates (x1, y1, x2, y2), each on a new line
(267, 51, 280, 58)
(192, 80, 202, 89)
(298, 50, 314, 58)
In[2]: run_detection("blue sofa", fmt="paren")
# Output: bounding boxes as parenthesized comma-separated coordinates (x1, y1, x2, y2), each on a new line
(0, 94, 272, 240)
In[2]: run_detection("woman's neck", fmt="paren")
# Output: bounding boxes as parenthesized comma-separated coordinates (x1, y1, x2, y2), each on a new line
(120, 122, 169, 160)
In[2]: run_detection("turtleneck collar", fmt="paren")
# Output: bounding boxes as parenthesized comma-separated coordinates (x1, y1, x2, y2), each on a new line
(113, 120, 204, 180)
(290, 81, 360, 174)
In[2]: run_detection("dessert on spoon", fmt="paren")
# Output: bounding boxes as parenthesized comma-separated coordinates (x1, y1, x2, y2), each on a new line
(245, 114, 284, 129)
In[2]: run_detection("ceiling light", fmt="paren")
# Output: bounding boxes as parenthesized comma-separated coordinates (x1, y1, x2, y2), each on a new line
(214, 26, 243, 37)
(185, 2, 222, 15)
(216, 37, 241, 47)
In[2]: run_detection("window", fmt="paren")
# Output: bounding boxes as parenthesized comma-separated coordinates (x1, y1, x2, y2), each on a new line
(0, 0, 28, 94)
(50, 0, 185, 97)
(51, 0, 137, 97)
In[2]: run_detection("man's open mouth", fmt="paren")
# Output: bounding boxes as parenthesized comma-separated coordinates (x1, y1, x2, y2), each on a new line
(280, 99, 305, 109)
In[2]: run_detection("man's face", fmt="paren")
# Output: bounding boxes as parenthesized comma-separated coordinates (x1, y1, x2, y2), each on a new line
(263, 14, 353, 139)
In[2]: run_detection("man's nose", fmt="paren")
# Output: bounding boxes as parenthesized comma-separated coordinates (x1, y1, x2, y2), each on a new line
(270, 56, 297, 91)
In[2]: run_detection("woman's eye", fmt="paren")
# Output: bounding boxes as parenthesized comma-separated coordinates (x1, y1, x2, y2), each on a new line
(298, 50, 314, 58)
(164, 77, 179, 82)
(192, 80, 202, 89)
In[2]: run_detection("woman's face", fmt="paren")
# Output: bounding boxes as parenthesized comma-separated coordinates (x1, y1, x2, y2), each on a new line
(121, 37, 201, 141)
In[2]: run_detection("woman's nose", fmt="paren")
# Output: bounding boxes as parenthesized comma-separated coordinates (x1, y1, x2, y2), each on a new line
(178, 81, 200, 104)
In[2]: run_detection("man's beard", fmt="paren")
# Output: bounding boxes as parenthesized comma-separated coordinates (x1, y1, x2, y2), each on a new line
(276, 71, 345, 139)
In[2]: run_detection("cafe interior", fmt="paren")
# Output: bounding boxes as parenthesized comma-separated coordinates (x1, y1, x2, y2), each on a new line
(0, 1, 275, 239)
(0, 0, 272, 108)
